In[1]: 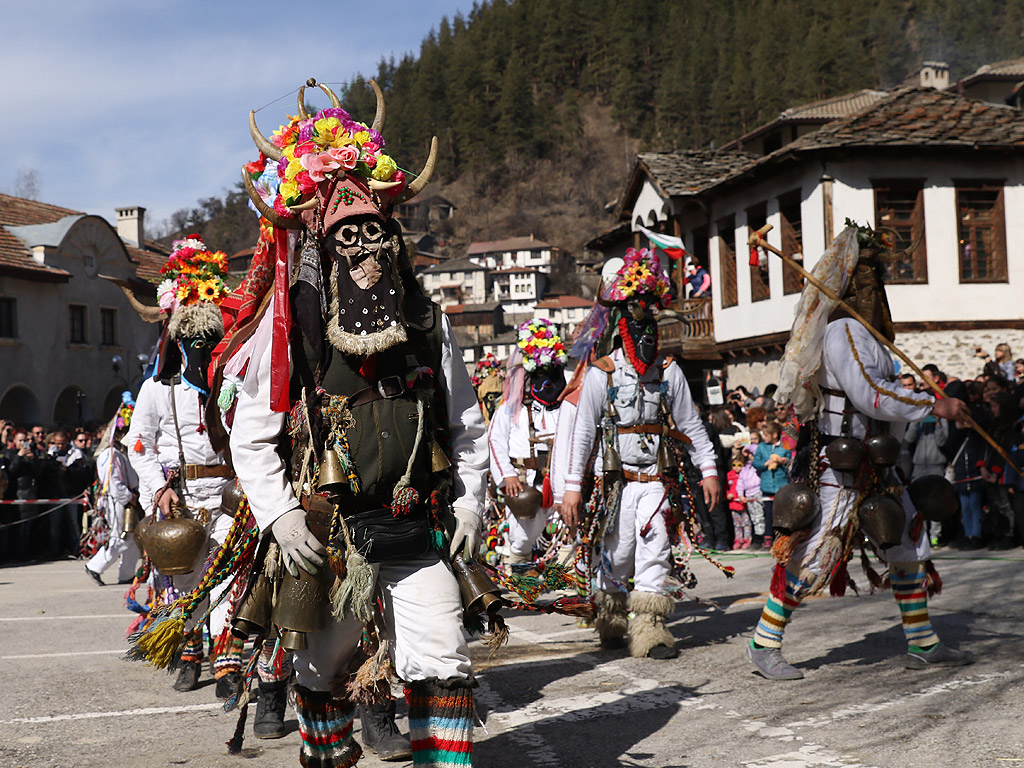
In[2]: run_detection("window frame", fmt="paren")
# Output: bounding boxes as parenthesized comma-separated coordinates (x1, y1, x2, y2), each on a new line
(746, 202, 771, 303)
(778, 190, 804, 295)
(872, 178, 928, 284)
(954, 180, 1007, 284)
(716, 216, 737, 308)
(68, 303, 88, 345)
(100, 306, 118, 347)
(0, 296, 16, 339)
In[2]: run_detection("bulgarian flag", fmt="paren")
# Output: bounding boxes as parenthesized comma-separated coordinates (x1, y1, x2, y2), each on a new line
(637, 225, 686, 260)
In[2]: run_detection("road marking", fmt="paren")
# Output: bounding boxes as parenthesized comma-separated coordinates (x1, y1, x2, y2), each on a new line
(1, 649, 123, 660)
(741, 743, 877, 768)
(0, 703, 222, 725)
(0, 614, 126, 621)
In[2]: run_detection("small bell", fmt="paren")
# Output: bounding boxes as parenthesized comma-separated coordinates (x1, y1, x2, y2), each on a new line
(656, 440, 678, 476)
(603, 444, 622, 475)
(451, 555, 505, 616)
(431, 438, 451, 472)
(121, 502, 139, 540)
(279, 630, 308, 651)
(317, 444, 347, 495)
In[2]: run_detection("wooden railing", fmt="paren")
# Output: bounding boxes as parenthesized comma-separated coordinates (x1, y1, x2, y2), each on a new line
(658, 297, 716, 353)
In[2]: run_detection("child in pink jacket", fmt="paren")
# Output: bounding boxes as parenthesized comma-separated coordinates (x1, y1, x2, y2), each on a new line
(728, 450, 762, 549)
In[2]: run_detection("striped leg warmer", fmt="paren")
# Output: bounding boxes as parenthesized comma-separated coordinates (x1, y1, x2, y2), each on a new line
(752, 569, 802, 649)
(256, 639, 293, 684)
(179, 631, 204, 664)
(405, 678, 474, 767)
(212, 631, 245, 678)
(294, 686, 361, 768)
(890, 562, 940, 649)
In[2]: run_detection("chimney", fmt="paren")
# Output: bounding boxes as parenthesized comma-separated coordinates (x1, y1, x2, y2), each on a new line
(919, 61, 950, 90)
(115, 206, 146, 247)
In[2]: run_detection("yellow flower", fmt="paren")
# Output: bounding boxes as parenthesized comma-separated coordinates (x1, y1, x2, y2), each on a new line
(353, 130, 371, 145)
(196, 279, 221, 301)
(313, 117, 342, 145)
(330, 131, 355, 148)
(283, 144, 296, 160)
(284, 158, 303, 180)
(280, 178, 300, 201)
(176, 282, 192, 300)
(371, 154, 397, 181)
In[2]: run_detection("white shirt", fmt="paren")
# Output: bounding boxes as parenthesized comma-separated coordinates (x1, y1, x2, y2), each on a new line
(819, 319, 935, 439)
(96, 445, 138, 509)
(228, 313, 489, 532)
(125, 375, 230, 512)
(488, 399, 560, 488)
(565, 349, 717, 493)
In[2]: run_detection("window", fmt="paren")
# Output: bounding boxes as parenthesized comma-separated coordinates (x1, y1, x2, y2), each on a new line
(100, 307, 117, 346)
(746, 202, 770, 302)
(69, 304, 87, 344)
(778, 190, 804, 294)
(956, 182, 1007, 282)
(716, 218, 737, 308)
(874, 180, 927, 283)
(0, 297, 15, 338)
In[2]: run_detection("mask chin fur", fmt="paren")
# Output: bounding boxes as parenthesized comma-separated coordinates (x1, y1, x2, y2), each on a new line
(167, 303, 224, 340)
(326, 234, 408, 356)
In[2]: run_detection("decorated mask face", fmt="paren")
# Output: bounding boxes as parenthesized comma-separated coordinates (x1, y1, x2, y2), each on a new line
(177, 332, 219, 398)
(529, 368, 566, 409)
(325, 215, 407, 356)
(482, 390, 503, 419)
(621, 300, 658, 373)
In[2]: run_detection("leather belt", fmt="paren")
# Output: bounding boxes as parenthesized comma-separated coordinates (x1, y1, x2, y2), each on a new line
(513, 457, 541, 470)
(820, 386, 846, 399)
(345, 373, 433, 410)
(622, 469, 660, 483)
(183, 464, 234, 481)
(617, 424, 691, 444)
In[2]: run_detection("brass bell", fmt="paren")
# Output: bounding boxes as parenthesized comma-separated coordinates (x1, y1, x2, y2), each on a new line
(908, 474, 959, 523)
(121, 501, 140, 540)
(825, 437, 865, 472)
(656, 441, 678, 476)
(279, 630, 308, 651)
(771, 482, 818, 533)
(317, 444, 348, 495)
(505, 483, 543, 519)
(431, 438, 451, 472)
(858, 494, 905, 549)
(603, 444, 623, 475)
(452, 554, 504, 616)
(134, 513, 155, 551)
(270, 566, 330, 648)
(139, 514, 208, 575)
(232, 568, 274, 639)
(865, 434, 901, 468)
(219, 480, 245, 519)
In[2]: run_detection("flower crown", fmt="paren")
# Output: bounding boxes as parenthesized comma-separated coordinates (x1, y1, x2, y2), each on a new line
(471, 353, 505, 387)
(606, 247, 671, 306)
(246, 107, 404, 219)
(157, 235, 229, 314)
(517, 318, 568, 373)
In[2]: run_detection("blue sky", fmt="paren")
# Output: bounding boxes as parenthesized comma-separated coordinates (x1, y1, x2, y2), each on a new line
(0, 0, 468, 233)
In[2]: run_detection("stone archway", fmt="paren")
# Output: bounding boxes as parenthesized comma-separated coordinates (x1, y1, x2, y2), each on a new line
(102, 387, 125, 420)
(53, 385, 87, 426)
(0, 385, 42, 424)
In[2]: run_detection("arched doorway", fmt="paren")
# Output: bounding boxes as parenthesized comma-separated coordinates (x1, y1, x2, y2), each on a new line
(53, 385, 87, 426)
(0, 385, 42, 424)
(102, 387, 125, 420)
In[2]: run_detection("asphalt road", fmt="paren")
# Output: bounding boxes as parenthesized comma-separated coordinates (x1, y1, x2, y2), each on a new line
(2, 547, 1022, 768)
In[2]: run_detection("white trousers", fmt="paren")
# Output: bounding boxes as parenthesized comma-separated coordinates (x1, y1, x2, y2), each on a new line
(169, 512, 234, 636)
(86, 500, 140, 582)
(790, 458, 930, 594)
(596, 480, 671, 596)
(505, 506, 554, 556)
(293, 553, 471, 692)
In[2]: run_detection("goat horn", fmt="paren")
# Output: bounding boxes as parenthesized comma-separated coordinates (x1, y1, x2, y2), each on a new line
(99, 275, 164, 323)
(369, 179, 403, 192)
(241, 166, 303, 230)
(249, 110, 283, 162)
(299, 79, 343, 120)
(369, 79, 385, 132)
(287, 196, 320, 212)
(401, 136, 438, 201)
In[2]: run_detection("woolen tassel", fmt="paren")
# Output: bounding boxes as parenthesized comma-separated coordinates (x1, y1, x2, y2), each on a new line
(769, 563, 787, 600)
(331, 551, 375, 624)
(346, 638, 394, 705)
(133, 612, 185, 669)
(925, 559, 943, 596)
(541, 474, 553, 508)
(226, 698, 249, 754)
(830, 559, 849, 597)
(860, 548, 883, 592)
(484, 614, 510, 650)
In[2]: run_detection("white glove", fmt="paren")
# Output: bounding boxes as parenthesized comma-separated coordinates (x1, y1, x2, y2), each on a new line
(271, 507, 326, 578)
(449, 506, 482, 560)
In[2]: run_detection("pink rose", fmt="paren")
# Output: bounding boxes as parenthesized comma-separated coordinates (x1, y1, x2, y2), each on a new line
(362, 152, 377, 169)
(295, 170, 317, 194)
(327, 145, 359, 170)
(300, 151, 341, 182)
(158, 290, 177, 312)
(361, 141, 379, 153)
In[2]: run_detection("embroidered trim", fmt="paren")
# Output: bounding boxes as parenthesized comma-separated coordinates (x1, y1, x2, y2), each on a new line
(844, 326, 934, 409)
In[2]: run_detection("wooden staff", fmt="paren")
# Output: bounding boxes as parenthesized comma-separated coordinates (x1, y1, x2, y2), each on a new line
(747, 224, 1023, 476)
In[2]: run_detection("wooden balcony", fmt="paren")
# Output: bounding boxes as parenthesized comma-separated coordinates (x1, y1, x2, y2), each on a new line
(658, 297, 720, 360)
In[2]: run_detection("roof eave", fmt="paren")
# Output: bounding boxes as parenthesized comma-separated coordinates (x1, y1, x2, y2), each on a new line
(0, 264, 72, 283)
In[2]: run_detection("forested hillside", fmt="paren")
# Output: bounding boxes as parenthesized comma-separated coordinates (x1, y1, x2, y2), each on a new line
(163, 0, 1024, 257)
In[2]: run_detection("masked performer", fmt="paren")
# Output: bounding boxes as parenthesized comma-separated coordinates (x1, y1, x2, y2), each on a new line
(218, 80, 488, 767)
(561, 248, 721, 659)
(84, 394, 140, 586)
(746, 225, 974, 680)
(487, 319, 567, 567)
(472, 353, 505, 426)
(116, 237, 247, 700)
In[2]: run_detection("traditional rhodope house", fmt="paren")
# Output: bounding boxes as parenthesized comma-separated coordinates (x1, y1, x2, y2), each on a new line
(0, 195, 166, 425)
(615, 68, 1024, 389)
(467, 235, 560, 272)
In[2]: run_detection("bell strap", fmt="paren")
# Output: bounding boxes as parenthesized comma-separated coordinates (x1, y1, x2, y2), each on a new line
(622, 469, 660, 483)
(616, 424, 691, 444)
(183, 464, 235, 481)
(344, 372, 434, 410)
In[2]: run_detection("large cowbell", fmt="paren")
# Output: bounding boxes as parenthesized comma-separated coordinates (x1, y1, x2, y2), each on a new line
(325, 215, 408, 356)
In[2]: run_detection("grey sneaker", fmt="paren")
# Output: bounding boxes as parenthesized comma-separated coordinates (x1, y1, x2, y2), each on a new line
(904, 644, 975, 669)
(746, 641, 805, 680)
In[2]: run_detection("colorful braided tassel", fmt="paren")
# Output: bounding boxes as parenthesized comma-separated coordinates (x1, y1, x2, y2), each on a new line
(405, 678, 473, 767)
(294, 686, 361, 768)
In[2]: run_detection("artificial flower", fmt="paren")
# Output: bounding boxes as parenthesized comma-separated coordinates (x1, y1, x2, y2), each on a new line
(328, 145, 359, 170)
(372, 154, 397, 181)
